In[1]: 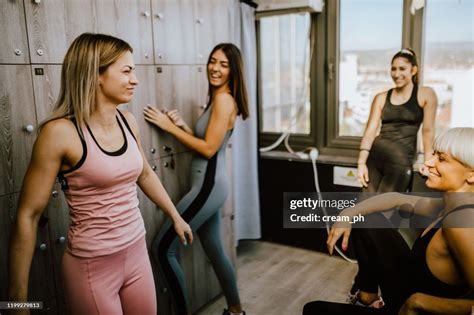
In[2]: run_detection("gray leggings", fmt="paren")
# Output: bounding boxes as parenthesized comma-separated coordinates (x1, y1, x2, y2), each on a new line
(152, 155, 240, 314)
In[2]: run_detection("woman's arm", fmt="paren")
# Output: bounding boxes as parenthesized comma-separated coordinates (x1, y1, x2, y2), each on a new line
(165, 109, 194, 135)
(420, 87, 438, 163)
(122, 111, 193, 245)
(399, 293, 474, 315)
(326, 193, 443, 255)
(144, 93, 235, 159)
(357, 92, 385, 187)
(8, 120, 68, 302)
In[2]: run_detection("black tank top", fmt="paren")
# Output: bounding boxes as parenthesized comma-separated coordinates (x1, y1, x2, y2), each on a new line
(371, 85, 423, 165)
(409, 204, 473, 298)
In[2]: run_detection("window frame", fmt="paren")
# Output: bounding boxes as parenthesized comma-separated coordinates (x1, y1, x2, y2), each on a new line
(257, 1, 427, 157)
(257, 12, 318, 152)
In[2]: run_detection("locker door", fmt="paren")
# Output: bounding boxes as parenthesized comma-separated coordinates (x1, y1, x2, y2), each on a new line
(0, 0, 30, 64)
(151, 0, 196, 64)
(121, 66, 166, 160)
(45, 185, 70, 315)
(0, 194, 58, 314)
(155, 66, 199, 155)
(194, 0, 231, 64)
(31, 65, 62, 124)
(96, 0, 154, 64)
(24, 0, 97, 63)
(0, 65, 37, 195)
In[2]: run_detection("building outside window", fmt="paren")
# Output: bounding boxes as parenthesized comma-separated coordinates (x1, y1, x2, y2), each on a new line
(338, 0, 403, 137)
(422, 0, 474, 134)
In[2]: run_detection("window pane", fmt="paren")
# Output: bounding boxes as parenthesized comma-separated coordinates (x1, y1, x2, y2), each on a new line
(260, 13, 311, 134)
(423, 0, 474, 133)
(338, 0, 403, 137)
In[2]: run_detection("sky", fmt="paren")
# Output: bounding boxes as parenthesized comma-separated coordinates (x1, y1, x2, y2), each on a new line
(341, 0, 473, 51)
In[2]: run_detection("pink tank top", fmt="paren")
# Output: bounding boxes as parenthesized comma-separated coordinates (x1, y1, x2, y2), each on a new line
(58, 111, 145, 257)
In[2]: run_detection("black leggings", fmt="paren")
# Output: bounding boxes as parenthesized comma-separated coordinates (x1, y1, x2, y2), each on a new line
(365, 156, 412, 193)
(303, 214, 412, 315)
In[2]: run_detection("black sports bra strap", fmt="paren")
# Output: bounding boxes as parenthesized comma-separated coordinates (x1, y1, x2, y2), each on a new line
(116, 109, 138, 142)
(442, 204, 474, 220)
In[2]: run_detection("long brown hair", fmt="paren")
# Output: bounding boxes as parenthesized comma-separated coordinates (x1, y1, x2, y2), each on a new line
(206, 43, 249, 120)
(391, 48, 419, 86)
(41, 33, 133, 131)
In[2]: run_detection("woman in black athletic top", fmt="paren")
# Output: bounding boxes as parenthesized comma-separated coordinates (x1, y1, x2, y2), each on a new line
(358, 49, 438, 192)
(304, 127, 474, 315)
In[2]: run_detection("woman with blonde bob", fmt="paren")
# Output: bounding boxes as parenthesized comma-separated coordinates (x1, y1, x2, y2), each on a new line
(304, 127, 474, 314)
(8, 33, 192, 315)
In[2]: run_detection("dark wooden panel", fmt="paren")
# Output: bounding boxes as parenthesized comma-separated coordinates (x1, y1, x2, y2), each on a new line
(44, 184, 70, 315)
(0, 0, 30, 64)
(0, 194, 58, 314)
(0, 65, 37, 195)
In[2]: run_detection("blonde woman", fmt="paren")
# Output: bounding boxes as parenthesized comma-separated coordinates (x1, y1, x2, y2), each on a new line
(305, 128, 474, 315)
(8, 33, 192, 315)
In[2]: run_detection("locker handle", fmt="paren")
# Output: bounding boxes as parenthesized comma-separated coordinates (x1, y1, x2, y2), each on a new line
(51, 190, 59, 198)
(58, 236, 66, 244)
(142, 11, 150, 17)
(24, 124, 35, 133)
(38, 243, 47, 251)
(152, 165, 157, 171)
(34, 0, 41, 3)
(154, 13, 164, 19)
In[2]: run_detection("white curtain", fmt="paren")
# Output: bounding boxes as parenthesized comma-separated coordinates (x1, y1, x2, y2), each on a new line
(232, 1, 261, 242)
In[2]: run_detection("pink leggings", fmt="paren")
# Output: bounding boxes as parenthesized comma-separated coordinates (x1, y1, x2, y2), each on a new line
(62, 237, 157, 315)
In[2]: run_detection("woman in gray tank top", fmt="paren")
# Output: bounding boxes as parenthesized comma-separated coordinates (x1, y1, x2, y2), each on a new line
(144, 43, 249, 315)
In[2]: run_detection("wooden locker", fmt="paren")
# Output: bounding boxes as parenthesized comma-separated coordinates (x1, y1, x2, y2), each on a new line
(44, 184, 70, 315)
(194, 0, 231, 64)
(31, 65, 62, 124)
(0, 0, 30, 64)
(151, 0, 196, 64)
(0, 65, 37, 195)
(0, 193, 58, 314)
(155, 65, 200, 155)
(195, 65, 209, 124)
(95, 0, 154, 65)
(24, 0, 97, 64)
(121, 65, 168, 160)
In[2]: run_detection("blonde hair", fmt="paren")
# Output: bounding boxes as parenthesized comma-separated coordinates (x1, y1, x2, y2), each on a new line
(434, 127, 474, 168)
(41, 33, 132, 132)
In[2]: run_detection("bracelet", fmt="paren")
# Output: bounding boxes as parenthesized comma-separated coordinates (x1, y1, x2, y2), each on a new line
(360, 148, 370, 152)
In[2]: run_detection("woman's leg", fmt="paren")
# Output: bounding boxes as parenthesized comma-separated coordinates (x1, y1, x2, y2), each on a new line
(119, 238, 157, 315)
(197, 211, 241, 311)
(377, 164, 412, 193)
(62, 250, 124, 315)
(351, 214, 412, 309)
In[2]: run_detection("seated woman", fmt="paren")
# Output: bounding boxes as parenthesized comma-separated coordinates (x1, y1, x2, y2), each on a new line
(304, 127, 474, 315)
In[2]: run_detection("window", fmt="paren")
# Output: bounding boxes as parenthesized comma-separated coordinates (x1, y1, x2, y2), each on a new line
(257, 0, 473, 158)
(338, 0, 403, 137)
(422, 0, 474, 133)
(259, 13, 311, 134)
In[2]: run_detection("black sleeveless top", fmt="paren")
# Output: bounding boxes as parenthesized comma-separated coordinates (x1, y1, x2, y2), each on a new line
(409, 204, 473, 298)
(371, 85, 423, 166)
